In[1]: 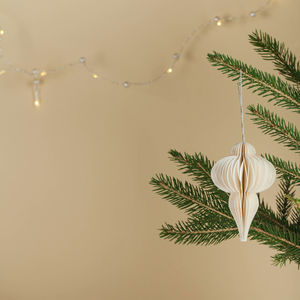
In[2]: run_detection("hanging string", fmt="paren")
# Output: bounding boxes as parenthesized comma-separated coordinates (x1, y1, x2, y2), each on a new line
(238, 70, 245, 144)
(0, 0, 273, 107)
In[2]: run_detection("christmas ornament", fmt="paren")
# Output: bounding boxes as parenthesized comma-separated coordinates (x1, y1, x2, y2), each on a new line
(211, 72, 276, 242)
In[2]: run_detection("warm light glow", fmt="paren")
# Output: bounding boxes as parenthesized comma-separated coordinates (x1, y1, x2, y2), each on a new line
(216, 20, 222, 26)
(33, 99, 41, 107)
(40, 71, 47, 77)
(167, 68, 173, 74)
(0, 29, 4, 36)
(93, 74, 99, 79)
(0, 70, 6, 76)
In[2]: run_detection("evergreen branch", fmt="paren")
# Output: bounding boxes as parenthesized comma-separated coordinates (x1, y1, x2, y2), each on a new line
(264, 154, 300, 186)
(276, 176, 295, 222)
(168, 149, 228, 200)
(256, 198, 292, 232)
(160, 218, 238, 245)
(289, 200, 300, 230)
(249, 226, 300, 251)
(247, 104, 300, 153)
(287, 195, 300, 211)
(160, 218, 300, 252)
(207, 51, 300, 113)
(150, 174, 232, 220)
(249, 30, 300, 84)
(272, 252, 300, 267)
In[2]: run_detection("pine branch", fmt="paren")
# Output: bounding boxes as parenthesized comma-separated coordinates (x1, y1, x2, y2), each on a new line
(207, 51, 300, 113)
(168, 149, 228, 199)
(276, 176, 295, 222)
(150, 174, 232, 220)
(160, 218, 238, 245)
(249, 30, 300, 84)
(287, 195, 300, 211)
(264, 154, 300, 186)
(249, 224, 300, 264)
(247, 104, 300, 153)
(272, 252, 300, 267)
(151, 171, 299, 251)
(160, 217, 300, 261)
(256, 198, 293, 233)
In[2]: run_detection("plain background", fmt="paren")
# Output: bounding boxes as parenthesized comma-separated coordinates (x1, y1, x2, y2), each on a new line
(0, 0, 299, 299)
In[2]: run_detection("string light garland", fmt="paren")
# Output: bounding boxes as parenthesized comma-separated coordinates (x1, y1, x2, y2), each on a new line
(0, 0, 272, 108)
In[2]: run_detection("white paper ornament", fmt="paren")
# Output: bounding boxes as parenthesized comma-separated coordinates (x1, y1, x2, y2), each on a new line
(211, 72, 276, 242)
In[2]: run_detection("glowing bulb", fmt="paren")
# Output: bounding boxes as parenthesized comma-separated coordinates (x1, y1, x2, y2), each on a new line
(33, 99, 41, 107)
(214, 16, 222, 26)
(167, 68, 173, 74)
(92, 73, 99, 79)
(0, 70, 6, 76)
(0, 29, 4, 36)
(40, 71, 47, 77)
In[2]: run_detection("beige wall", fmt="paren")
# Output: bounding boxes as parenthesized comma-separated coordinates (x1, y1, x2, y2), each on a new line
(0, 0, 299, 299)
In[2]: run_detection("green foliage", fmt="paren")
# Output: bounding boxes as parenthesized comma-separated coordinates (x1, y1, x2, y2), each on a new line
(249, 30, 300, 84)
(160, 218, 238, 246)
(276, 176, 295, 222)
(264, 154, 300, 186)
(247, 104, 300, 153)
(207, 52, 300, 113)
(168, 149, 228, 199)
(151, 31, 300, 267)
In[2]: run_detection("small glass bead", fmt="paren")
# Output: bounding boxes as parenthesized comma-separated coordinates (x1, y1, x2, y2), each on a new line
(33, 79, 40, 85)
(79, 57, 86, 63)
(32, 68, 38, 76)
(123, 81, 130, 88)
(213, 16, 220, 22)
(173, 53, 180, 60)
(250, 12, 256, 17)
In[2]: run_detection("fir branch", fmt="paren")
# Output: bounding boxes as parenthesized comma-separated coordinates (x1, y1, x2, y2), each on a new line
(264, 154, 300, 186)
(276, 176, 295, 222)
(249, 30, 300, 84)
(168, 149, 228, 199)
(207, 51, 300, 113)
(256, 198, 292, 233)
(160, 218, 300, 255)
(250, 226, 300, 254)
(150, 174, 232, 220)
(247, 104, 300, 153)
(160, 218, 238, 245)
(272, 252, 300, 267)
(287, 195, 300, 210)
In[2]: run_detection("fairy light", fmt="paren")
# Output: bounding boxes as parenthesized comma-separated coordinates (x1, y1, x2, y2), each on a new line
(0, 0, 273, 107)
(33, 99, 41, 107)
(33, 79, 41, 108)
(40, 71, 47, 77)
(214, 17, 222, 26)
